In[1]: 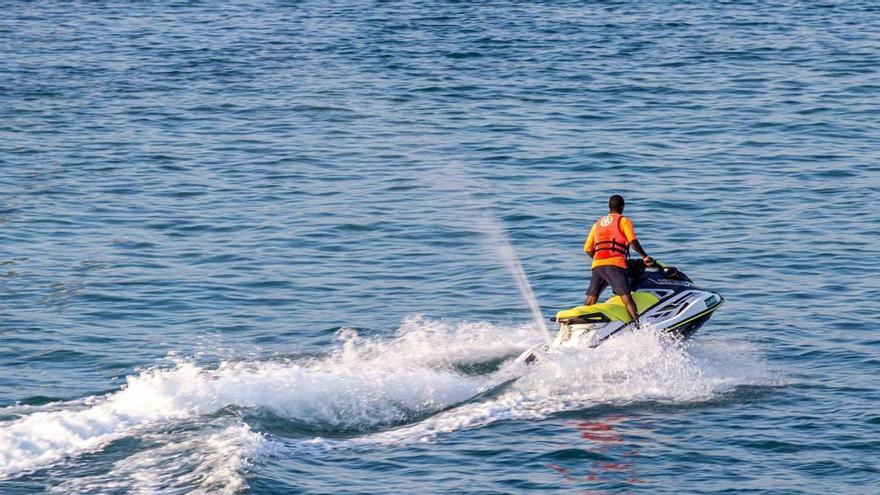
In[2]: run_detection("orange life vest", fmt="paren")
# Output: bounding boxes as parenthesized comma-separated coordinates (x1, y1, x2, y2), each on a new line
(592, 213, 630, 260)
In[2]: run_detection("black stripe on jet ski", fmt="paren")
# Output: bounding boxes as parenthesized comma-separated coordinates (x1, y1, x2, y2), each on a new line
(667, 305, 722, 331)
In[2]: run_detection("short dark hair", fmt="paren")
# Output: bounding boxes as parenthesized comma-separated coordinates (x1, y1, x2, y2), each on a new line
(609, 195, 625, 213)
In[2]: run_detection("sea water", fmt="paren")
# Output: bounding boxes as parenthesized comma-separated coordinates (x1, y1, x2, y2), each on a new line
(2, 2, 879, 494)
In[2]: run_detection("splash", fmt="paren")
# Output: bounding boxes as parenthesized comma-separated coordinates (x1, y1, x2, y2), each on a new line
(0, 318, 771, 486)
(353, 330, 774, 446)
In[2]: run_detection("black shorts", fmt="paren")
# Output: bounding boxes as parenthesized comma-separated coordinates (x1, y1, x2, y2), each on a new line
(586, 265, 631, 297)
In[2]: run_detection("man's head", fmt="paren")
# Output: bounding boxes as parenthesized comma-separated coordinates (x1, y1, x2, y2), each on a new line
(609, 194, 625, 213)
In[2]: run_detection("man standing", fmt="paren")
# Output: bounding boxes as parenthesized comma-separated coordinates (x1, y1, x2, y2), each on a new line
(583, 195, 654, 327)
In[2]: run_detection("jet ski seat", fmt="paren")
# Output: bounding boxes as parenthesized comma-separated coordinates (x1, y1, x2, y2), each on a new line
(555, 292, 660, 323)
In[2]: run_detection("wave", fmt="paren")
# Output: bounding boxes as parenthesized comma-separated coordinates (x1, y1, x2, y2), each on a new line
(49, 423, 268, 495)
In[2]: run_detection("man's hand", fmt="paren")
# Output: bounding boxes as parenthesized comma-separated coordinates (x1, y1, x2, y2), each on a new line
(643, 256, 656, 266)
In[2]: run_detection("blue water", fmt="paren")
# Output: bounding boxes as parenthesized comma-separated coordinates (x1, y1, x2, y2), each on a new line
(2, 2, 879, 493)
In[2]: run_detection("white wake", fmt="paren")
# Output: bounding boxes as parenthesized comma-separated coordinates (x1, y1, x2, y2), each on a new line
(0, 316, 771, 491)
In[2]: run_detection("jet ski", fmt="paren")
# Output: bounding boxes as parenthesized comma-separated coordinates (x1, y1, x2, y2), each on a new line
(517, 260, 723, 364)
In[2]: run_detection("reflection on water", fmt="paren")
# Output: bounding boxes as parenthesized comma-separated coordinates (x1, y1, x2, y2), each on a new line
(547, 415, 648, 491)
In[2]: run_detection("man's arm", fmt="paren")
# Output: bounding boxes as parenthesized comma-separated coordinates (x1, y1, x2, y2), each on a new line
(583, 226, 596, 257)
(630, 239, 648, 258)
(630, 239, 655, 265)
(623, 218, 654, 264)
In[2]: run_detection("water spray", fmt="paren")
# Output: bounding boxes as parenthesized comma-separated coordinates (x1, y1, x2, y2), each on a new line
(479, 213, 552, 344)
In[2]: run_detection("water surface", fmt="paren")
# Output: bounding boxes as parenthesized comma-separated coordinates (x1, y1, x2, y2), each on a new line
(2, 1, 879, 493)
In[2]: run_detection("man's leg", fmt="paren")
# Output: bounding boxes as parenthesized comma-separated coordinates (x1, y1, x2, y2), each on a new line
(584, 269, 607, 306)
(620, 292, 640, 327)
(605, 266, 640, 328)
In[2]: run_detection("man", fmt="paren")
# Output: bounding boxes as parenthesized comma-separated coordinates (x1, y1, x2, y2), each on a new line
(583, 195, 654, 328)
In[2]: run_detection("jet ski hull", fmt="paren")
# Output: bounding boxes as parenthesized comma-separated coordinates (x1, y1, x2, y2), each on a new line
(516, 262, 723, 364)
